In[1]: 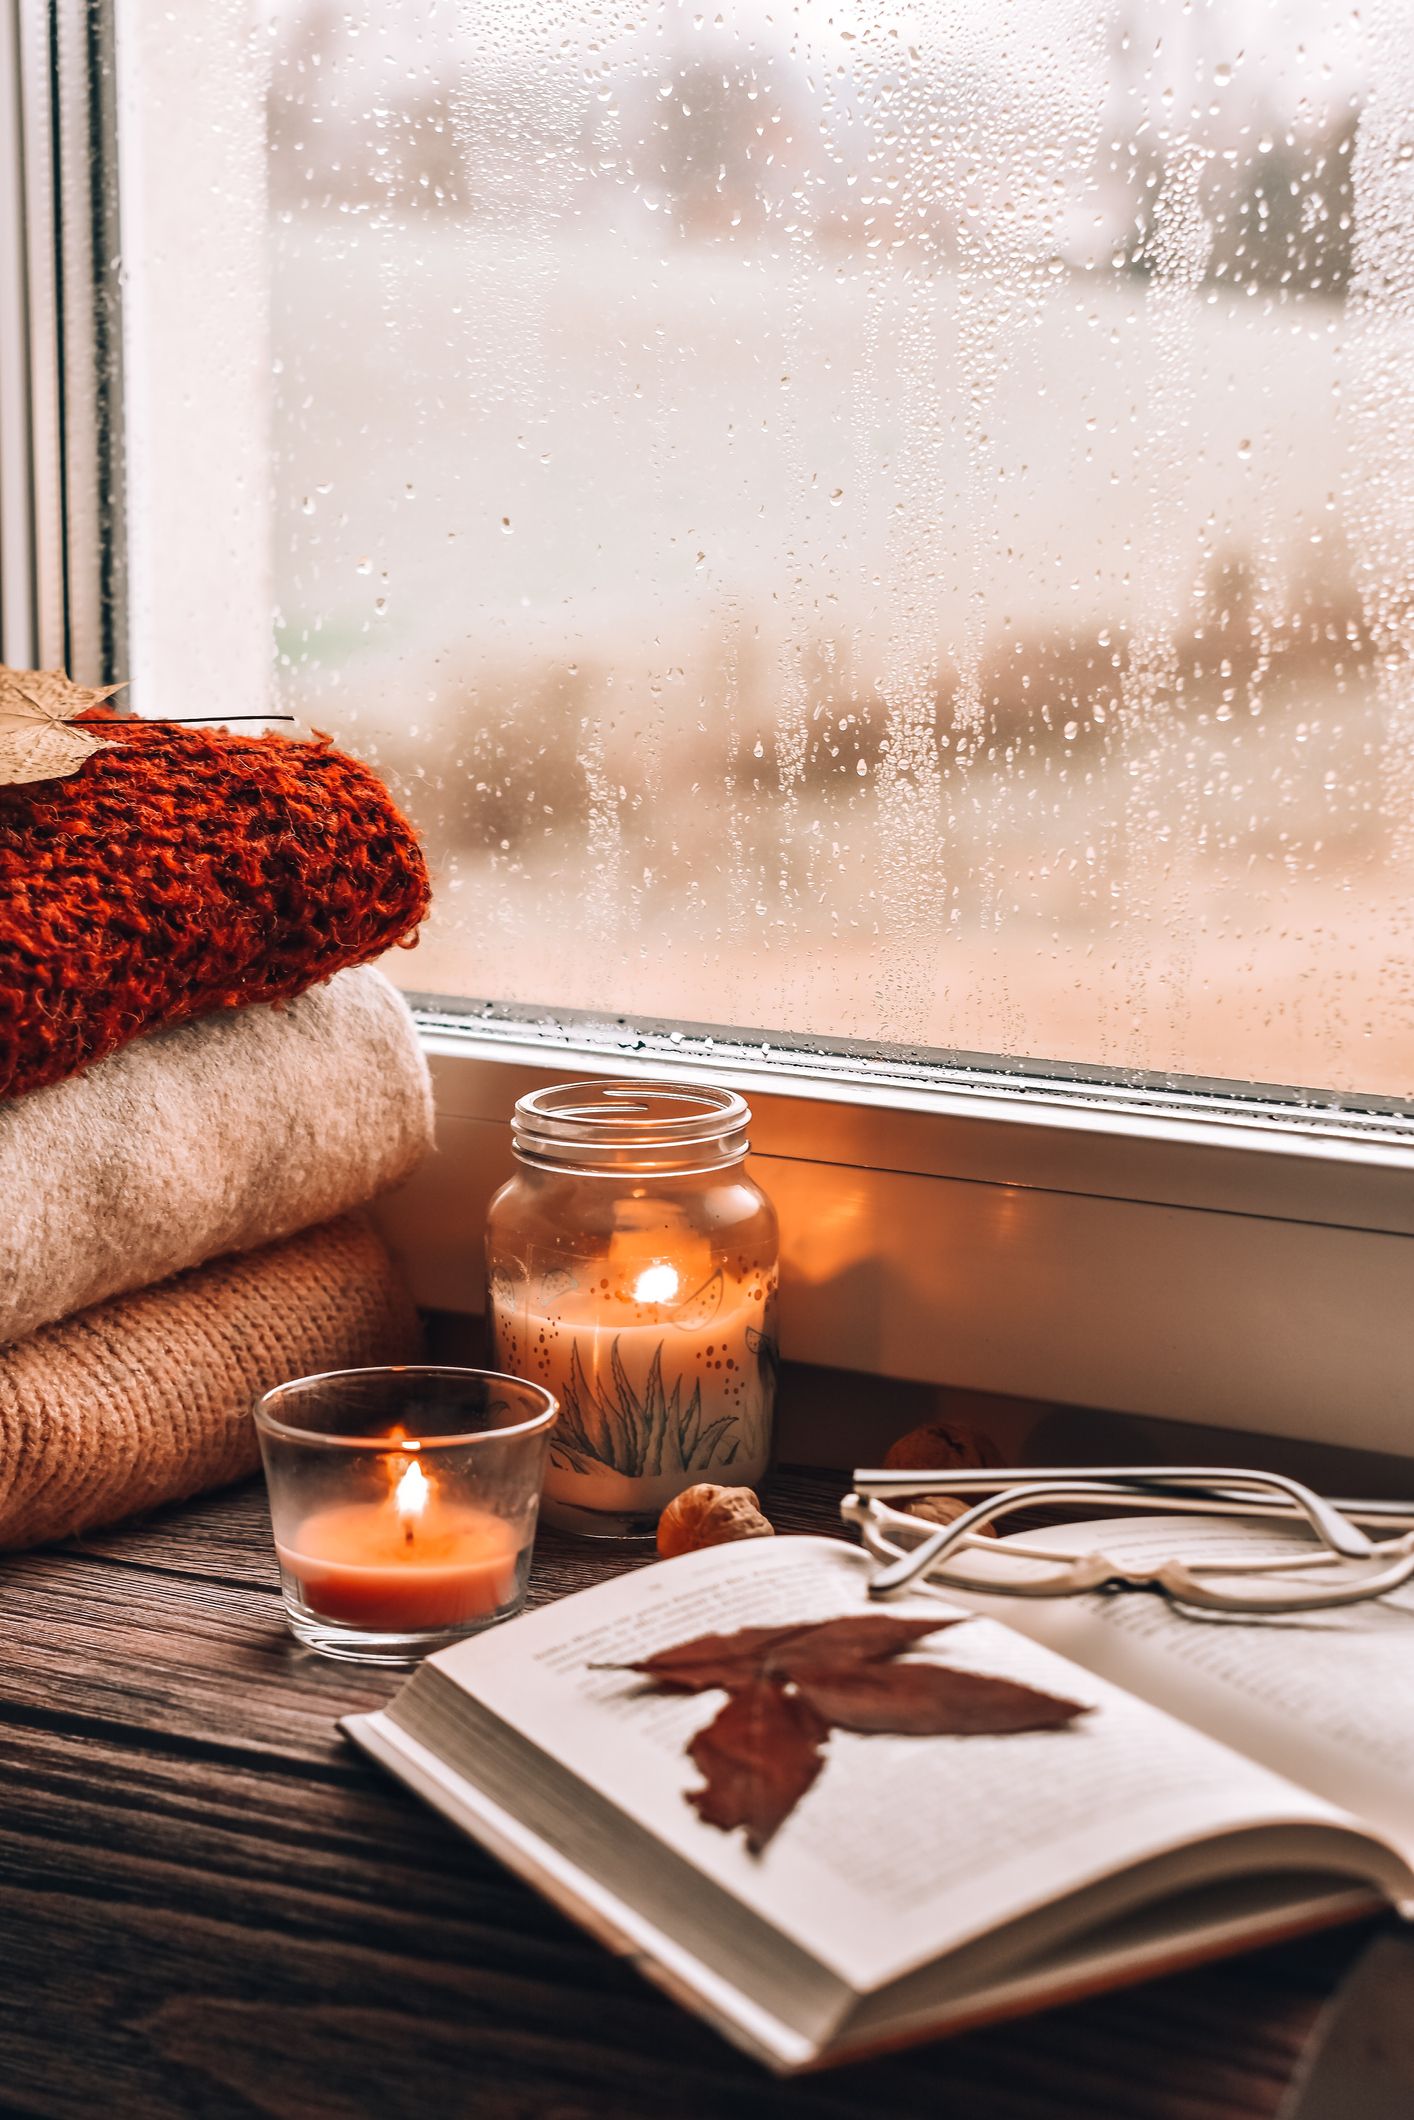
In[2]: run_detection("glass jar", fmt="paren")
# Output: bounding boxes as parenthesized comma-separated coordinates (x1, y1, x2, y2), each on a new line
(486, 1080, 779, 1538)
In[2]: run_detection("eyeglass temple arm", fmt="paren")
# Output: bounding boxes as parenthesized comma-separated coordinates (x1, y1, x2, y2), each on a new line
(858, 1480, 1159, 1598)
(851, 1466, 1375, 1564)
(843, 1489, 1012, 1599)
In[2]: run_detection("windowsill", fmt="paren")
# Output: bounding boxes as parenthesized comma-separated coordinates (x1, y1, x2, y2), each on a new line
(369, 1012, 1414, 1461)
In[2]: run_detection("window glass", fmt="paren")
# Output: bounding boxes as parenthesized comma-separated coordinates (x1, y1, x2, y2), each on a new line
(267, 0, 1413, 1100)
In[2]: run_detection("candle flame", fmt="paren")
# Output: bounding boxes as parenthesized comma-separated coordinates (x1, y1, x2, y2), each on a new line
(394, 1457, 431, 1522)
(632, 1262, 680, 1305)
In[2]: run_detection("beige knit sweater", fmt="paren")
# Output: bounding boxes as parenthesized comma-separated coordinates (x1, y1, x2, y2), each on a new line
(0, 1214, 421, 1549)
(0, 964, 433, 1349)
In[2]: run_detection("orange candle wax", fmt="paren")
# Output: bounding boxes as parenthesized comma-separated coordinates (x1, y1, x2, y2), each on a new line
(276, 1461, 522, 1631)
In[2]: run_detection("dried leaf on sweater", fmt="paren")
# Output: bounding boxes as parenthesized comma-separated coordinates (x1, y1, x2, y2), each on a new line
(0, 663, 125, 786)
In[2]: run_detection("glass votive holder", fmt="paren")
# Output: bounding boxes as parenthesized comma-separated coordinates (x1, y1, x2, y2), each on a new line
(253, 1366, 558, 1665)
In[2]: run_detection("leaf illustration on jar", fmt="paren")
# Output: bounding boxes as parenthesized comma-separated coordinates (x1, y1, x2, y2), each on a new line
(746, 1325, 780, 1388)
(671, 1266, 725, 1330)
(535, 1265, 579, 1307)
(550, 1335, 733, 1479)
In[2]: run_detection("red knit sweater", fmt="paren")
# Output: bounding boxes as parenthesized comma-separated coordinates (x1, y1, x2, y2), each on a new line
(0, 718, 430, 1100)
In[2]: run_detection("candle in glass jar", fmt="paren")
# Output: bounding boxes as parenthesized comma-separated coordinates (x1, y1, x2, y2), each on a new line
(491, 1235, 778, 1527)
(486, 1079, 781, 1537)
(275, 1455, 522, 1631)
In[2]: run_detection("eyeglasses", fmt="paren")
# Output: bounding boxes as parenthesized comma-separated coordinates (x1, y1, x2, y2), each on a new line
(842, 1465, 1414, 1618)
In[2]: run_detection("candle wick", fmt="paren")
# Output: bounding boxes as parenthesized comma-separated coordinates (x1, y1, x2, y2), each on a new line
(404, 1521, 415, 1547)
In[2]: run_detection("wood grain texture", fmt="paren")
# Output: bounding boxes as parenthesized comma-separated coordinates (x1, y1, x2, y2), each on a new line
(0, 1469, 1380, 2120)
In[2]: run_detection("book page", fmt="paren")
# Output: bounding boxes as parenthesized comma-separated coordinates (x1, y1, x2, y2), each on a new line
(959, 1515, 1414, 1874)
(425, 1535, 1359, 1994)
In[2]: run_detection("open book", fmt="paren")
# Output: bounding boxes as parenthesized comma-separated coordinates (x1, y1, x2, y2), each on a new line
(344, 1518, 1414, 2073)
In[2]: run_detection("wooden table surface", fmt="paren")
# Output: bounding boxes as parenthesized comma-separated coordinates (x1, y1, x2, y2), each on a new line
(1, 1467, 1381, 2120)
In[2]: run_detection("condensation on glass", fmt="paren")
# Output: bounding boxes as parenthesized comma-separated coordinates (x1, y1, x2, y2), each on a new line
(266, 0, 1414, 1102)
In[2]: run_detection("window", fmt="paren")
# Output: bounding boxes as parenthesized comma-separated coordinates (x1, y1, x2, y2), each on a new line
(248, 0, 1413, 1106)
(10, 0, 1411, 1441)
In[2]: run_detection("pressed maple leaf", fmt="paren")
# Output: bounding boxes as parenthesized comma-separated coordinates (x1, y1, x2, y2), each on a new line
(0, 664, 124, 786)
(615, 1614, 965, 1694)
(789, 1661, 1089, 1736)
(686, 1679, 829, 1854)
(766, 1614, 965, 1678)
(612, 1610, 1092, 1852)
(615, 1622, 822, 1694)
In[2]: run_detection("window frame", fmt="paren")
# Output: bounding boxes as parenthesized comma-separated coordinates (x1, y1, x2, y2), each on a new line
(16, 0, 1414, 1455)
(1, 0, 125, 678)
(1, 0, 62, 670)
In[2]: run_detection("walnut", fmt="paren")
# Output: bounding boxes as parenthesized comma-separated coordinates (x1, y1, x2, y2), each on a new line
(657, 1483, 775, 1559)
(883, 1420, 1003, 1473)
(904, 1493, 997, 1539)
(883, 1422, 1001, 1538)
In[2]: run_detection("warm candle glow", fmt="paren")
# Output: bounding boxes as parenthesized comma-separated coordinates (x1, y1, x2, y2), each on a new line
(631, 1262, 680, 1305)
(605, 1210, 714, 1311)
(394, 1457, 431, 1524)
(277, 1439, 524, 1631)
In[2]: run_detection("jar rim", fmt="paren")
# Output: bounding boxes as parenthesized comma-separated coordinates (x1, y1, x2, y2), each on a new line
(511, 1078, 751, 1173)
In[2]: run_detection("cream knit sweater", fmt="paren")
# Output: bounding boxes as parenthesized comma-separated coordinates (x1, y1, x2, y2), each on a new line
(0, 964, 433, 1348)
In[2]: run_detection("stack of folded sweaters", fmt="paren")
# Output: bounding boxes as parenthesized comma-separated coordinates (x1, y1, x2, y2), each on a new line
(0, 715, 435, 1548)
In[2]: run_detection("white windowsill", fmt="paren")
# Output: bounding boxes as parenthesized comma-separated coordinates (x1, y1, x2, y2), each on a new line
(371, 1016, 1414, 1463)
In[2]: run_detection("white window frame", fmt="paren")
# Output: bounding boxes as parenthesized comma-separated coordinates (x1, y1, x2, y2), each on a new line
(0, 0, 111, 673)
(16, 0, 1414, 1455)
